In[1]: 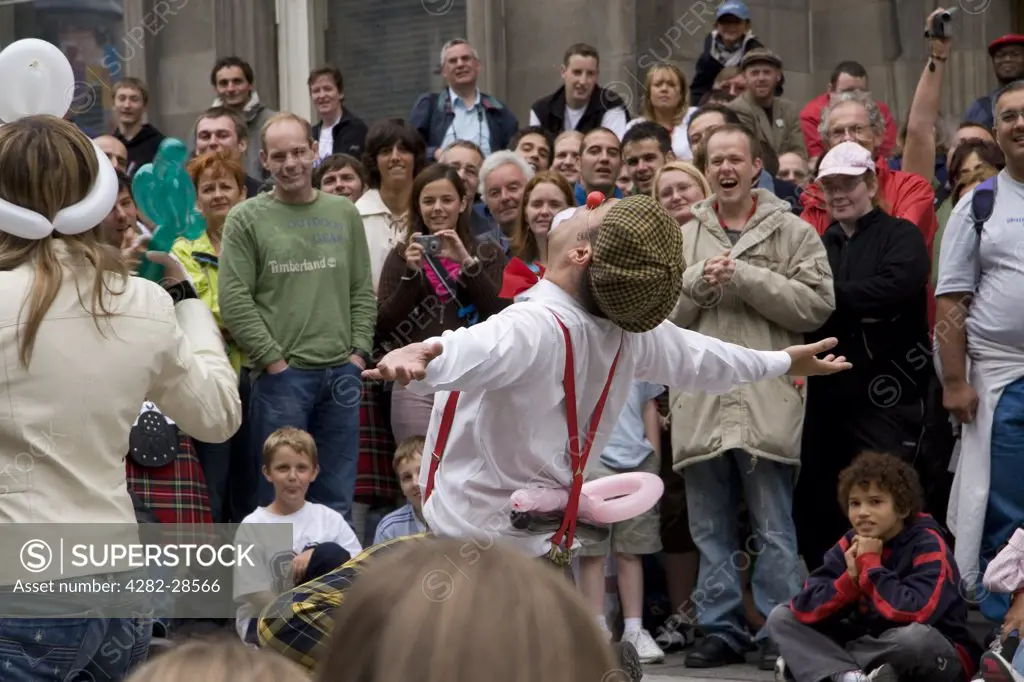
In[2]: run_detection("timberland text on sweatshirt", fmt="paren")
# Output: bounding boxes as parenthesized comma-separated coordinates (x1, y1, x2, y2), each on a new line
(218, 191, 376, 370)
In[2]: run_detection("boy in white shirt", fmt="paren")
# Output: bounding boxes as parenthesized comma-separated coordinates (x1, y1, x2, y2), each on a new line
(373, 436, 428, 544)
(234, 427, 362, 643)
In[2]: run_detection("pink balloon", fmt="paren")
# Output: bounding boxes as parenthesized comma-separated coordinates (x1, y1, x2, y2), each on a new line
(509, 473, 664, 524)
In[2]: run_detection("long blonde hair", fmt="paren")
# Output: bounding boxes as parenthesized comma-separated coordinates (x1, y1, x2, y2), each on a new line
(0, 115, 129, 368)
(318, 538, 621, 682)
(126, 636, 310, 682)
(640, 64, 690, 128)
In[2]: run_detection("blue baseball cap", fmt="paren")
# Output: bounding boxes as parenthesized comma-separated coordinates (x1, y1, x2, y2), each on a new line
(716, 0, 750, 21)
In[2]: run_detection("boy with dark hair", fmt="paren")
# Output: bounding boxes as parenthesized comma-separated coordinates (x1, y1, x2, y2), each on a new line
(768, 451, 979, 682)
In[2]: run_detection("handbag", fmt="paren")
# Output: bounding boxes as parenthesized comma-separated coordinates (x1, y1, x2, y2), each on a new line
(128, 401, 180, 468)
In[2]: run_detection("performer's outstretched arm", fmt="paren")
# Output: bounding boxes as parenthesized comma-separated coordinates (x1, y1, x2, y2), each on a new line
(398, 305, 550, 396)
(634, 321, 793, 393)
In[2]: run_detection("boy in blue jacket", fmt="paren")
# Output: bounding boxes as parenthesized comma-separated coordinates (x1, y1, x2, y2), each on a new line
(767, 451, 980, 682)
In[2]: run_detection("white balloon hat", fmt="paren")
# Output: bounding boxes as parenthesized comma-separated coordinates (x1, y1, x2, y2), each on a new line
(0, 39, 118, 240)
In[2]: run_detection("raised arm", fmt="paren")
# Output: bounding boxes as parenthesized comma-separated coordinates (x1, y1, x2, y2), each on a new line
(901, 10, 952, 182)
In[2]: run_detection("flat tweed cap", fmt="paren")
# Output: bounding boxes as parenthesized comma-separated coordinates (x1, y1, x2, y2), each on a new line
(588, 194, 684, 333)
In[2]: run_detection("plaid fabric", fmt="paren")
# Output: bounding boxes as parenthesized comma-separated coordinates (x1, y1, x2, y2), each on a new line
(258, 533, 432, 669)
(355, 378, 400, 504)
(126, 431, 213, 526)
(589, 195, 684, 332)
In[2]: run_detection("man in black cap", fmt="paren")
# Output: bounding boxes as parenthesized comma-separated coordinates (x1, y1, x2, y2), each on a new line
(728, 48, 806, 163)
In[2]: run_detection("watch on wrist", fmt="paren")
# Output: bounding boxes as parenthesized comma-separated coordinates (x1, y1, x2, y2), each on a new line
(165, 281, 198, 304)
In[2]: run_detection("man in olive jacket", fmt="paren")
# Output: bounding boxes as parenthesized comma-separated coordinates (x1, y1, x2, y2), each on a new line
(668, 123, 833, 671)
(728, 48, 806, 165)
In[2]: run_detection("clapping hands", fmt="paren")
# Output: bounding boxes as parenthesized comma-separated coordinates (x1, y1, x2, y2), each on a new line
(703, 250, 736, 286)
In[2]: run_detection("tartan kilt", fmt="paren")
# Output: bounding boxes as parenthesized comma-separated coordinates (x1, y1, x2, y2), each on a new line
(355, 378, 400, 505)
(126, 430, 213, 526)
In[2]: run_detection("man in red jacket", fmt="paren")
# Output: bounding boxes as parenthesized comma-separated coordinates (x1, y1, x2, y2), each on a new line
(800, 61, 898, 163)
(801, 91, 937, 325)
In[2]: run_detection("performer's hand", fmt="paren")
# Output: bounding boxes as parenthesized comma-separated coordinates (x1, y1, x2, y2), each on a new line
(363, 341, 444, 385)
(122, 234, 150, 270)
(784, 337, 852, 377)
(145, 251, 190, 287)
(943, 380, 979, 424)
(845, 537, 859, 580)
(854, 535, 883, 556)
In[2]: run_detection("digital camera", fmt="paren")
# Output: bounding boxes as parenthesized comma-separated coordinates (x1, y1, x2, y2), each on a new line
(413, 234, 442, 256)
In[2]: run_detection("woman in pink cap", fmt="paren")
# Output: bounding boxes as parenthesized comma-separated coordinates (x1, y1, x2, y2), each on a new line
(794, 141, 935, 571)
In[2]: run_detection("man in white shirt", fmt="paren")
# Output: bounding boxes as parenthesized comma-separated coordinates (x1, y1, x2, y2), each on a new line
(257, 195, 848, 676)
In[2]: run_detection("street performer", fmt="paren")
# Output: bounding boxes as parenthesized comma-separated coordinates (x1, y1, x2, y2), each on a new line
(257, 194, 848, 676)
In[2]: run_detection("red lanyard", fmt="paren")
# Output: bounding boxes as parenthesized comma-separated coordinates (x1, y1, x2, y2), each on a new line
(423, 311, 623, 560)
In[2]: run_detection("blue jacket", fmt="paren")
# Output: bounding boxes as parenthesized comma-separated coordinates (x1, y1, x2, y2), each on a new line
(410, 90, 518, 160)
(790, 514, 979, 679)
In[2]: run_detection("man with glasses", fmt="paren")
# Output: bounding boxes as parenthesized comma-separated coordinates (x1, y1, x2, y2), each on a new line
(219, 112, 376, 522)
(800, 90, 937, 259)
(964, 35, 1024, 130)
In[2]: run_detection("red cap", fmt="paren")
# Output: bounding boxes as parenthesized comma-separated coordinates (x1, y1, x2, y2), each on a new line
(989, 34, 1024, 56)
(585, 191, 605, 210)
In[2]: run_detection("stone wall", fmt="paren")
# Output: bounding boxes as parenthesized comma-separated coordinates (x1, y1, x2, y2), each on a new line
(471, 0, 1016, 130)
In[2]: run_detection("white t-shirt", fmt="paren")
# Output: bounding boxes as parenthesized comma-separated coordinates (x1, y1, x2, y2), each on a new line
(936, 169, 1024, 350)
(233, 502, 362, 640)
(528, 105, 629, 141)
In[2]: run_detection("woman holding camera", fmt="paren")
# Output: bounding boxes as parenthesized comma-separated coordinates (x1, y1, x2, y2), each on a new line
(376, 164, 507, 442)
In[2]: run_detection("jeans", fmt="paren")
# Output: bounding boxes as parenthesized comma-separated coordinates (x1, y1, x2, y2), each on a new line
(685, 449, 803, 652)
(250, 363, 361, 521)
(980, 377, 1024, 623)
(195, 368, 256, 523)
(0, 615, 152, 681)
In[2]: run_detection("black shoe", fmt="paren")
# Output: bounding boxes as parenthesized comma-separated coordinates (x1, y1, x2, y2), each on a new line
(685, 636, 745, 668)
(613, 641, 644, 682)
(759, 639, 780, 671)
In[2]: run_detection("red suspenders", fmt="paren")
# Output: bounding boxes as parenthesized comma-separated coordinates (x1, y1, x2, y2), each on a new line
(422, 311, 623, 563)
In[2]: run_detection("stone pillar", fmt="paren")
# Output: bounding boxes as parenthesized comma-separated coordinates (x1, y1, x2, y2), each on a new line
(273, 0, 317, 119)
(213, 0, 280, 110)
(466, 0, 507, 100)
(120, 0, 148, 80)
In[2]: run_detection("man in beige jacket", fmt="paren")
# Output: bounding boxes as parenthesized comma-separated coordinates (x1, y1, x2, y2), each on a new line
(669, 123, 834, 671)
(728, 48, 806, 168)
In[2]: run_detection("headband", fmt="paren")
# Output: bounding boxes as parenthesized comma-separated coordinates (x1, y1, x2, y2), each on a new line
(0, 39, 119, 240)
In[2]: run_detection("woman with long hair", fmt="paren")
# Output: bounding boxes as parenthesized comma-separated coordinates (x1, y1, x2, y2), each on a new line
(509, 171, 574, 269)
(625, 64, 697, 160)
(376, 164, 507, 442)
(0, 115, 240, 676)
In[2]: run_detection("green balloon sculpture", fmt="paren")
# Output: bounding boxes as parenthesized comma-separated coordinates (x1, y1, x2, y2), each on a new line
(131, 138, 207, 282)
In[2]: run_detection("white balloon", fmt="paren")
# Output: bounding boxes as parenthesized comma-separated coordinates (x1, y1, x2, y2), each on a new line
(0, 39, 76, 123)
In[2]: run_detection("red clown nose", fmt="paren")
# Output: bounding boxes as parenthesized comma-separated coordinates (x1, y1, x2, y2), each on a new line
(585, 191, 605, 210)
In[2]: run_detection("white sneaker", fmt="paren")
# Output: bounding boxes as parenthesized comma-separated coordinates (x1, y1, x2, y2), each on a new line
(774, 656, 787, 682)
(621, 628, 665, 664)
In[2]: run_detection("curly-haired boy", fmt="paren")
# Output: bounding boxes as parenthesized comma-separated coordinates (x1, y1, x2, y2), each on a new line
(767, 451, 981, 682)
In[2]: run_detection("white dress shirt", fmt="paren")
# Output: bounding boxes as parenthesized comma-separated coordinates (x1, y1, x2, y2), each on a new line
(412, 279, 792, 557)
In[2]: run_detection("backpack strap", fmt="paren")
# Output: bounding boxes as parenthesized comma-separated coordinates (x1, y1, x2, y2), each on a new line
(969, 176, 998, 238)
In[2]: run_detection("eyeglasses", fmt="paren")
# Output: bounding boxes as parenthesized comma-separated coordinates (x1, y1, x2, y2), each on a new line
(829, 125, 869, 142)
(998, 110, 1024, 125)
(266, 147, 316, 166)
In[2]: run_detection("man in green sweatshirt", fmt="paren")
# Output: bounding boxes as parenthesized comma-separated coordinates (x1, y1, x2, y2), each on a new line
(219, 112, 376, 521)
